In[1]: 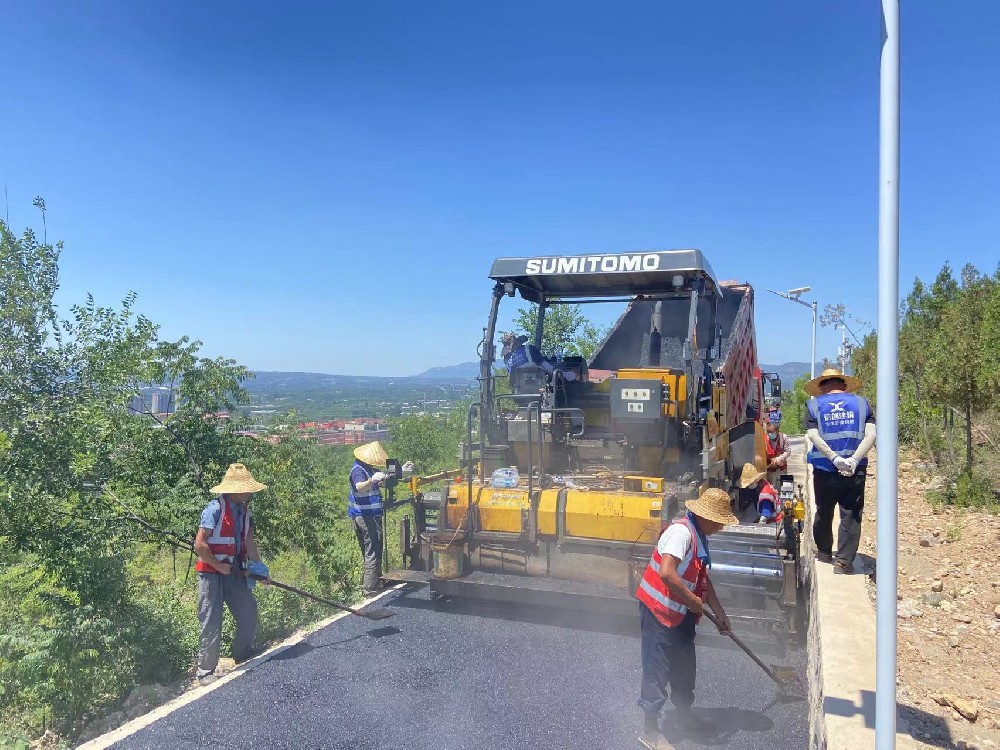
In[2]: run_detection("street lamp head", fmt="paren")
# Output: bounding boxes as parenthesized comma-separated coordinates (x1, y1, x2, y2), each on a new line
(787, 286, 811, 297)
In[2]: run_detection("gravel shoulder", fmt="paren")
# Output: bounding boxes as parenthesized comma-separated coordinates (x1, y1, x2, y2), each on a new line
(858, 453, 1000, 750)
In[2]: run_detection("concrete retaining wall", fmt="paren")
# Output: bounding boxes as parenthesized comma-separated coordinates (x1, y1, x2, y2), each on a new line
(786, 441, 915, 750)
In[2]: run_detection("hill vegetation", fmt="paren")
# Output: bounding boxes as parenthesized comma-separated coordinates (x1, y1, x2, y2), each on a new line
(0, 218, 465, 747)
(851, 262, 1000, 508)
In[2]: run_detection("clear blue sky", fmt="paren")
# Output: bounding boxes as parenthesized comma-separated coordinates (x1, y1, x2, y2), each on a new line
(3, 2, 998, 376)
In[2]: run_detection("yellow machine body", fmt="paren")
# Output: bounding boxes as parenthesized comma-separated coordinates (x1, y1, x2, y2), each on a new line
(615, 368, 687, 418)
(445, 482, 662, 545)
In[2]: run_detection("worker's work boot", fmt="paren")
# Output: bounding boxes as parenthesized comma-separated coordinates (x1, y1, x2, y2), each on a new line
(639, 714, 675, 750)
(673, 708, 712, 732)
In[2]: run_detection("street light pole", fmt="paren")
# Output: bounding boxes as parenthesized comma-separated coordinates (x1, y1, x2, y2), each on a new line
(766, 288, 818, 378)
(810, 301, 817, 379)
(876, 0, 900, 747)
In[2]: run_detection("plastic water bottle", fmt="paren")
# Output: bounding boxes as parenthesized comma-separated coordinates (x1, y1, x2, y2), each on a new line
(491, 467, 520, 488)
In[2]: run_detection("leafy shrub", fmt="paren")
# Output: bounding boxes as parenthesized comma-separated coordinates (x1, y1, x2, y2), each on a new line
(930, 468, 998, 510)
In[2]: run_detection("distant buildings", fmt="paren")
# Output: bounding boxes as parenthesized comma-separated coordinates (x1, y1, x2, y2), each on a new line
(296, 418, 390, 446)
(150, 390, 174, 415)
(128, 388, 177, 416)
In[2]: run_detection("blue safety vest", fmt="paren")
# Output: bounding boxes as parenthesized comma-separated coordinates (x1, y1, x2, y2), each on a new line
(807, 393, 872, 473)
(348, 461, 383, 518)
(504, 344, 531, 373)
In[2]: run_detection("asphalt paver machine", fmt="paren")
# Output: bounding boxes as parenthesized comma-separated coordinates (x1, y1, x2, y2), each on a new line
(387, 249, 803, 654)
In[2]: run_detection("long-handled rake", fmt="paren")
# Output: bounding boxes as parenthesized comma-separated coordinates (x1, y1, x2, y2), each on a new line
(258, 577, 395, 621)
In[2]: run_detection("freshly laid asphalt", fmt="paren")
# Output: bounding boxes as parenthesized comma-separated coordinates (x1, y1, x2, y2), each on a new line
(111, 586, 808, 750)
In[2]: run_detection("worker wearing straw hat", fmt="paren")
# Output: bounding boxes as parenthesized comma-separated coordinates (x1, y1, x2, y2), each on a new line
(803, 368, 876, 574)
(349, 440, 413, 595)
(193, 463, 269, 681)
(636, 488, 737, 749)
(737, 462, 779, 524)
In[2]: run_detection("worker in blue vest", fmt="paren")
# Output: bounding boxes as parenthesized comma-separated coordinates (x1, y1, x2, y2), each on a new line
(500, 332, 551, 375)
(803, 369, 876, 574)
(349, 440, 413, 595)
(500, 332, 577, 381)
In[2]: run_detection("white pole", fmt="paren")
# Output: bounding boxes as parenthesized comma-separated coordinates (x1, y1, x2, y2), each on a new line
(810, 302, 818, 379)
(876, 0, 900, 747)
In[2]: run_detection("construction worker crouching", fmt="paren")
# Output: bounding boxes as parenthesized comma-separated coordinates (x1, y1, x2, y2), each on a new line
(193, 463, 269, 681)
(636, 488, 737, 750)
(737, 463, 778, 524)
(803, 368, 876, 574)
(349, 440, 413, 596)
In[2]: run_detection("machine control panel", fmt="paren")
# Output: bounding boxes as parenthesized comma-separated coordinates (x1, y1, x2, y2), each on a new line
(611, 379, 663, 421)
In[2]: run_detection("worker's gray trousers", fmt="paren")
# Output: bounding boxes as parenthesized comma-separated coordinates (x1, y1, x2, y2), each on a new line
(353, 514, 383, 593)
(812, 468, 866, 566)
(196, 571, 259, 674)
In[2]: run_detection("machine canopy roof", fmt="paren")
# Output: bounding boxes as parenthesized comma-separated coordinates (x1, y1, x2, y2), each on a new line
(488, 249, 720, 303)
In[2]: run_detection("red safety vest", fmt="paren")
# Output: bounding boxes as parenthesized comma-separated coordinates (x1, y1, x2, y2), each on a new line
(195, 496, 250, 574)
(766, 432, 788, 468)
(757, 479, 777, 514)
(635, 518, 708, 628)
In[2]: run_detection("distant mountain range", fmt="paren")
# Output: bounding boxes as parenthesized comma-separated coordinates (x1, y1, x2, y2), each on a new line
(415, 361, 822, 385)
(240, 363, 822, 421)
(416, 362, 481, 379)
(245, 361, 822, 389)
(760, 362, 824, 387)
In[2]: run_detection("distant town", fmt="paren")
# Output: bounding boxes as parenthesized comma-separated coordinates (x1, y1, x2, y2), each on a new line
(128, 369, 479, 446)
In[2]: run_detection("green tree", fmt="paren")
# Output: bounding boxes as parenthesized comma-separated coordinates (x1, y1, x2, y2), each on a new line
(513, 303, 606, 360)
(778, 374, 810, 436)
(925, 265, 1000, 475)
(388, 405, 467, 475)
(0, 211, 361, 736)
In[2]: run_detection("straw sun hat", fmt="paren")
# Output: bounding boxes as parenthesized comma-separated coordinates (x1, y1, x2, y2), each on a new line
(210, 463, 268, 494)
(737, 462, 766, 489)
(804, 367, 862, 398)
(685, 487, 739, 526)
(354, 441, 389, 467)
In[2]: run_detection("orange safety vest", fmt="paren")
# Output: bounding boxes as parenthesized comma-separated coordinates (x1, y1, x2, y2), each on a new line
(766, 432, 788, 467)
(635, 517, 708, 628)
(195, 496, 250, 574)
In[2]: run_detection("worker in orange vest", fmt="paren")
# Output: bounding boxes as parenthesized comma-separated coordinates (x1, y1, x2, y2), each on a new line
(635, 488, 736, 749)
(764, 412, 790, 489)
(193, 463, 269, 682)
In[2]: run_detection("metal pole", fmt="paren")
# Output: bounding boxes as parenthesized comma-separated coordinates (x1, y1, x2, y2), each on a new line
(810, 302, 818, 379)
(766, 289, 817, 378)
(875, 0, 900, 747)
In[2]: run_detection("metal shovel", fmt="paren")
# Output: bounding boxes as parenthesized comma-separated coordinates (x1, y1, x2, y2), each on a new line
(703, 611, 802, 695)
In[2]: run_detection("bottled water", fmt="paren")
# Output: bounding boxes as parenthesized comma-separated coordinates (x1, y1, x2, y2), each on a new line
(491, 467, 520, 488)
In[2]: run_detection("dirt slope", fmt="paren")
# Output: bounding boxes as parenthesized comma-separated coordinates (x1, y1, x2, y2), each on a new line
(858, 453, 1000, 750)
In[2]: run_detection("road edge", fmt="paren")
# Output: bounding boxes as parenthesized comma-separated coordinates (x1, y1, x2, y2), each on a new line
(74, 586, 401, 750)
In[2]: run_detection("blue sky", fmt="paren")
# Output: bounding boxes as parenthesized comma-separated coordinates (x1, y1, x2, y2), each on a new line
(3, 2, 998, 376)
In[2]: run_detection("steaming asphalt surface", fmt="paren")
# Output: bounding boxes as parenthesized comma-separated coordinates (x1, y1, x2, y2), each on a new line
(111, 585, 808, 750)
